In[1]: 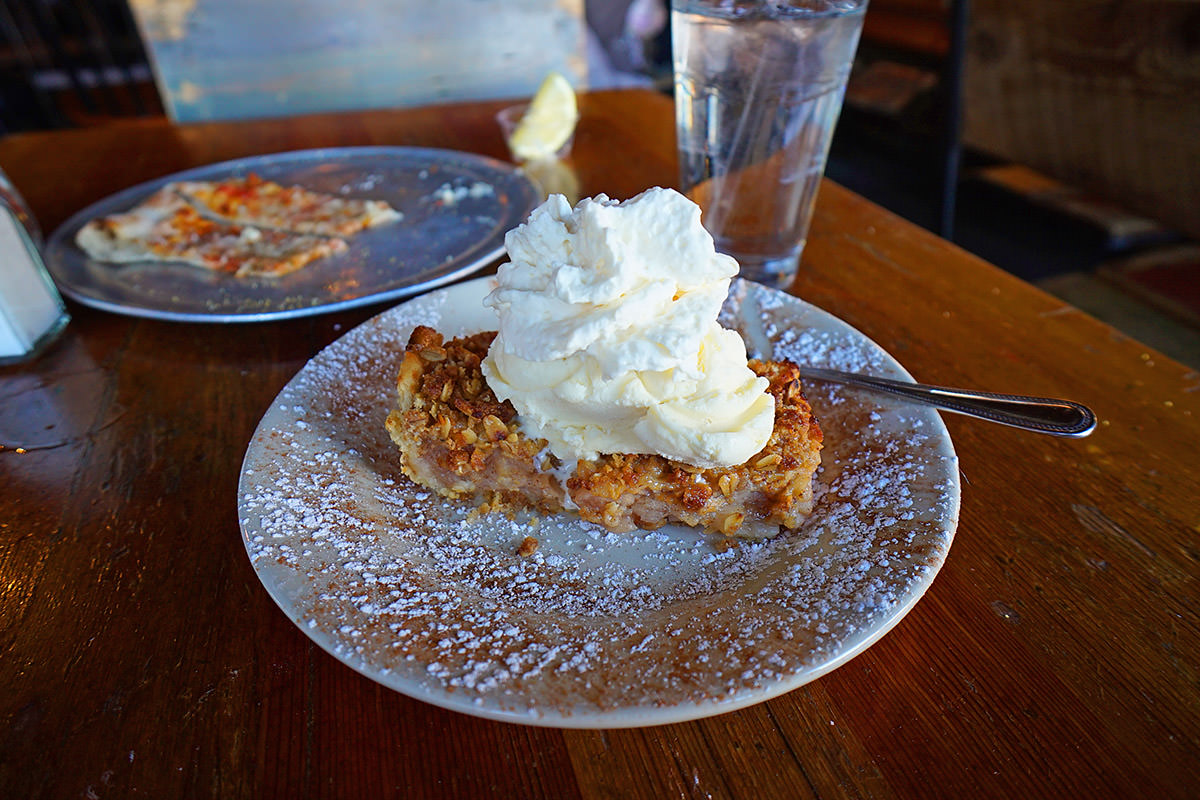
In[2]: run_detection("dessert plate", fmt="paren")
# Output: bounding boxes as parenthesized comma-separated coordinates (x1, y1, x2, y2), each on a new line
(238, 277, 960, 727)
(45, 147, 539, 322)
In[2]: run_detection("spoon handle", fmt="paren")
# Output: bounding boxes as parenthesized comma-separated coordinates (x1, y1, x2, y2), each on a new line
(796, 367, 1097, 437)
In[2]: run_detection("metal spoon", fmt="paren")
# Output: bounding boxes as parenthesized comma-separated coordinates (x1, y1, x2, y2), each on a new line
(795, 366, 1097, 437)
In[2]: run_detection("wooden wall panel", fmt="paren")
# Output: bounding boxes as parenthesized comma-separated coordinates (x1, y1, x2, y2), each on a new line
(964, 0, 1200, 238)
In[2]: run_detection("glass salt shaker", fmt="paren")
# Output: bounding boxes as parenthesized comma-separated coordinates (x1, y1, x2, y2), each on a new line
(0, 166, 70, 364)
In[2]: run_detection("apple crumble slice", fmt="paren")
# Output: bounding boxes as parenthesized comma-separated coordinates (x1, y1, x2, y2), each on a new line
(385, 326, 823, 539)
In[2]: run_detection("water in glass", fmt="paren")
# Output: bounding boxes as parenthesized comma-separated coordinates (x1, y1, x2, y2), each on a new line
(673, 0, 866, 286)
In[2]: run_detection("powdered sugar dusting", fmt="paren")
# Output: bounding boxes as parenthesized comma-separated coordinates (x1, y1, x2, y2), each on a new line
(238, 278, 959, 726)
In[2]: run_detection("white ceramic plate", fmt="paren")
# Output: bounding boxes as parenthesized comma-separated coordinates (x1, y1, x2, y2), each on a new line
(238, 277, 960, 727)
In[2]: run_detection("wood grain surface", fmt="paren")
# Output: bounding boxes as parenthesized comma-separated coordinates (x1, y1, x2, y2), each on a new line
(1, 89, 1198, 799)
(964, 0, 1200, 239)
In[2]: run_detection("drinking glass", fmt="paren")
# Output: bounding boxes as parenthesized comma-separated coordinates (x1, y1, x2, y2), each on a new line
(672, 0, 867, 286)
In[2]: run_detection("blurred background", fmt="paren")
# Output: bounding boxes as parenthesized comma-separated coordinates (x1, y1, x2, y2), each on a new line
(1, 0, 1196, 366)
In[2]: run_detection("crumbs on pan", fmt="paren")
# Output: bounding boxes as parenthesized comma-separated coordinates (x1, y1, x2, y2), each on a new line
(429, 181, 495, 207)
(239, 284, 958, 717)
(338, 173, 385, 193)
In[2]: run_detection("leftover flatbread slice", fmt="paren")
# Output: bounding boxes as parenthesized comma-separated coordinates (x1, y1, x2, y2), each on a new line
(172, 173, 402, 236)
(75, 187, 348, 277)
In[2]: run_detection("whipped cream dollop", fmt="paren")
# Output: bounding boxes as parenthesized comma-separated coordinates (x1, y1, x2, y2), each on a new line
(481, 187, 774, 468)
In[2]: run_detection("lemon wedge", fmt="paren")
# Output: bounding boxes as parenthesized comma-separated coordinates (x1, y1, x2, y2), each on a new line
(508, 72, 578, 161)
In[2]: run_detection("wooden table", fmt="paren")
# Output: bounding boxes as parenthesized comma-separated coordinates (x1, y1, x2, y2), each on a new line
(2, 89, 1197, 799)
